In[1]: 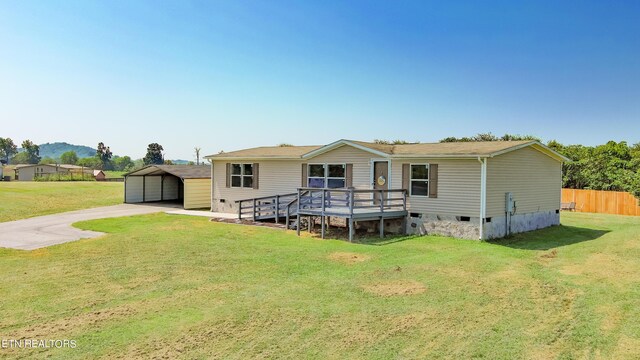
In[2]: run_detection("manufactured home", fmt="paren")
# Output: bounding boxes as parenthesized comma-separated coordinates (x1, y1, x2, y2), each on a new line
(13, 164, 93, 181)
(205, 140, 568, 240)
(123, 165, 211, 210)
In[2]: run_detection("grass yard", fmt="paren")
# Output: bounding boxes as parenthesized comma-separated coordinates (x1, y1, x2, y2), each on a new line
(0, 212, 639, 359)
(0, 182, 123, 222)
(103, 171, 126, 179)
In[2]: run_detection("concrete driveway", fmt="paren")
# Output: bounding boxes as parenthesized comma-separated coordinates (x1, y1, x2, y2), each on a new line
(0, 204, 181, 250)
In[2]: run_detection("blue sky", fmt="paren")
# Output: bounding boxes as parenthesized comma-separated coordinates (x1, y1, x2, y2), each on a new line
(1, 1, 638, 160)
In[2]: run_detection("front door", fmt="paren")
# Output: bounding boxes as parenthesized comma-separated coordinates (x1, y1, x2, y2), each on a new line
(373, 161, 389, 204)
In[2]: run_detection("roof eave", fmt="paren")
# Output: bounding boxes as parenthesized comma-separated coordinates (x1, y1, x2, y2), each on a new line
(389, 154, 492, 159)
(207, 156, 303, 161)
(488, 141, 570, 162)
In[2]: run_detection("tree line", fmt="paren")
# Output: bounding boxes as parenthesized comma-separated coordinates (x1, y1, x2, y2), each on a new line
(0, 138, 190, 172)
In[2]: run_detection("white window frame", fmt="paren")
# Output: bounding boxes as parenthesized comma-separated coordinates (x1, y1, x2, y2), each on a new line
(230, 163, 254, 189)
(307, 163, 346, 189)
(409, 163, 430, 197)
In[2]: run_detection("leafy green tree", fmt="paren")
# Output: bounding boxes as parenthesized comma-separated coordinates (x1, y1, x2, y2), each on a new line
(440, 133, 540, 143)
(39, 157, 57, 165)
(11, 152, 29, 164)
(373, 139, 415, 144)
(132, 158, 145, 169)
(60, 151, 79, 165)
(143, 143, 164, 165)
(96, 142, 113, 170)
(77, 157, 101, 168)
(21, 140, 41, 164)
(549, 140, 640, 198)
(113, 156, 134, 171)
(0, 137, 18, 163)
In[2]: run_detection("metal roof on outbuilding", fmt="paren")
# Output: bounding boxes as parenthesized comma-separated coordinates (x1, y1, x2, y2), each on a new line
(124, 165, 211, 179)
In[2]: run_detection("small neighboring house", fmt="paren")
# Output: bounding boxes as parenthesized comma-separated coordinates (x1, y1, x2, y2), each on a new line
(14, 164, 93, 181)
(123, 165, 211, 210)
(93, 170, 106, 181)
(204, 139, 569, 240)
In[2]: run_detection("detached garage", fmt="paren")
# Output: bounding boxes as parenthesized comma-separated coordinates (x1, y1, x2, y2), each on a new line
(124, 165, 211, 210)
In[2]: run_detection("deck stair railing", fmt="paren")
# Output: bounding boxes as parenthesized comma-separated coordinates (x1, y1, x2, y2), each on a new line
(236, 193, 296, 222)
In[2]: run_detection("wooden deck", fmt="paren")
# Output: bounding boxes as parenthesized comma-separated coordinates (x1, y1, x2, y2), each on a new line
(296, 188, 407, 241)
(236, 188, 408, 241)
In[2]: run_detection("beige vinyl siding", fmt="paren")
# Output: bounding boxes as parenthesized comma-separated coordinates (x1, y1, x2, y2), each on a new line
(212, 144, 378, 212)
(309, 144, 374, 190)
(212, 160, 301, 212)
(163, 176, 180, 200)
(486, 146, 562, 218)
(125, 176, 144, 203)
(144, 176, 162, 202)
(184, 179, 211, 209)
(391, 159, 481, 217)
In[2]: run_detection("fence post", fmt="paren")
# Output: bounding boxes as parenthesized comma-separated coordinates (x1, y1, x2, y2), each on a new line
(379, 190, 384, 213)
(238, 201, 242, 219)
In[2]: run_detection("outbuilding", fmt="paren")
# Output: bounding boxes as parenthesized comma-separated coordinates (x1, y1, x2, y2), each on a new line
(123, 165, 211, 210)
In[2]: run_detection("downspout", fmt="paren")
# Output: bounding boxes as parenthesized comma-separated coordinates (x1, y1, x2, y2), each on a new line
(477, 157, 487, 240)
(209, 159, 214, 212)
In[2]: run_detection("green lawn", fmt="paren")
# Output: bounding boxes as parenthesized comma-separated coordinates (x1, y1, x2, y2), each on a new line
(0, 182, 123, 222)
(0, 212, 639, 359)
(103, 171, 126, 179)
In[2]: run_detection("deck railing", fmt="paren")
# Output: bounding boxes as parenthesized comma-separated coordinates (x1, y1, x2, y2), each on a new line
(236, 193, 298, 222)
(296, 187, 407, 216)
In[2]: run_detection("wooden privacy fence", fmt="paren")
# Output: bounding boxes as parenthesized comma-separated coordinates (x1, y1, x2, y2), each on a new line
(562, 188, 640, 216)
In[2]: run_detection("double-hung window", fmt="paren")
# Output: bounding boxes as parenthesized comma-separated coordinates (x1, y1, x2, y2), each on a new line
(231, 163, 254, 188)
(410, 164, 429, 196)
(308, 164, 346, 189)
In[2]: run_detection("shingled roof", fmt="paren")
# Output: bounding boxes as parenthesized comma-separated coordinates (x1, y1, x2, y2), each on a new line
(124, 165, 211, 179)
(206, 139, 568, 161)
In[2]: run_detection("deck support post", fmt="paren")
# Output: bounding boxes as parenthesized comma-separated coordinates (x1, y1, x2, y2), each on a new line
(348, 218, 354, 242)
(238, 201, 242, 219)
(309, 216, 312, 233)
(402, 216, 407, 235)
(379, 217, 384, 238)
(275, 195, 280, 224)
(296, 189, 301, 236)
(253, 199, 257, 220)
(321, 216, 326, 239)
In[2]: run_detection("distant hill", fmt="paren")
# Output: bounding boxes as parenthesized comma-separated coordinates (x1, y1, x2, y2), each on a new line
(38, 142, 96, 159)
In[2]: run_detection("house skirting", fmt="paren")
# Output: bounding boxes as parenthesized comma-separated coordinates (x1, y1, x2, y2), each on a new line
(483, 210, 560, 239)
(405, 214, 481, 240)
